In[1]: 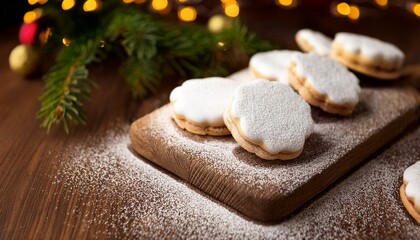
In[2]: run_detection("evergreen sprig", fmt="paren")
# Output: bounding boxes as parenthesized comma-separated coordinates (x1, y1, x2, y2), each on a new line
(37, 38, 105, 133)
(37, 7, 273, 133)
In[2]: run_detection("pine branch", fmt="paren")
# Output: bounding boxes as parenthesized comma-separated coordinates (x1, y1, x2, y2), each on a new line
(37, 38, 105, 133)
(36, 5, 274, 133)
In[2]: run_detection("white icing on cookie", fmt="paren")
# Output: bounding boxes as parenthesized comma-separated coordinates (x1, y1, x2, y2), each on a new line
(404, 161, 420, 212)
(333, 32, 404, 67)
(230, 79, 313, 153)
(249, 50, 302, 85)
(296, 29, 332, 56)
(227, 68, 255, 83)
(170, 77, 238, 126)
(293, 53, 361, 105)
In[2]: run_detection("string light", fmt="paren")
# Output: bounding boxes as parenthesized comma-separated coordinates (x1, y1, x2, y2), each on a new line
(28, 0, 38, 5)
(38, 0, 48, 4)
(122, 0, 134, 3)
(375, 0, 388, 8)
(62, 0, 76, 10)
(62, 37, 72, 47)
(413, 3, 420, 17)
(83, 0, 102, 12)
(151, 0, 169, 11)
(178, 6, 197, 22)
(348, 5, 360, 20)
(23, 8, 43, 24)
(224, 2, 239, 17)
(336, 2, 351, 16)
(277, 0, 294, 7)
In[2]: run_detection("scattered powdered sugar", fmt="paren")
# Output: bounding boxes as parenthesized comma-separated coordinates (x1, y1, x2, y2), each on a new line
(294, 53, 361, 105)
(296, 29, 332, 56)
(53, 121, 420, 238)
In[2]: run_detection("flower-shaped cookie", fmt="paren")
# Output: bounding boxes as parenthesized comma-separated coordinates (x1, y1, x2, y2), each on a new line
(332, 32, 405, 80)
(223, 79, 314, 160)
(170, 77, 238, 136)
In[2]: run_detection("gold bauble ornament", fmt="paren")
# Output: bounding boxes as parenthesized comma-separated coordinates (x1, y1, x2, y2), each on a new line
(9, 44, 41, 78)
(207, 14, 233, 33)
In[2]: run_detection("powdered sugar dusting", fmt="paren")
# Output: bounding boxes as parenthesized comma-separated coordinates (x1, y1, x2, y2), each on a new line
(230, 79, 313, 153)
(249, 50, 302, 85)
(294, 53, 361, 105)
(169, 77, 239, 126)
(53, 121, 420, 238)
(334, 32, 404, 66)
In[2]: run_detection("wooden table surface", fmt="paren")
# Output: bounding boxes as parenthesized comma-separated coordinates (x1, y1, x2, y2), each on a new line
(1, 6, 420, 239)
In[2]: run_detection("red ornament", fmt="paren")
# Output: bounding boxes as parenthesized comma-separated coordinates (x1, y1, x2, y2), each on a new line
(19, 22, 39, 45)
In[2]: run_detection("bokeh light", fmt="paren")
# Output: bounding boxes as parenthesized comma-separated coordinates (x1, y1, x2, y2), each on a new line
(375, 0, 388, 7)
(62, 37, 72, 47)
(413, 3, 420, 17)
(23, 8, 42, 24)
(178, 6, 197, 22)
(151, 0, 169, 11)
(348, 5, 360, 20)
(62, 0, 76, 10)
(224, 3, 239, 17)
(337, 2, 351, 16)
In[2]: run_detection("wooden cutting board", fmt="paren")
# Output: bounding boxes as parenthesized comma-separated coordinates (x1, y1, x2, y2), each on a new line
(130, 84, 419, 222)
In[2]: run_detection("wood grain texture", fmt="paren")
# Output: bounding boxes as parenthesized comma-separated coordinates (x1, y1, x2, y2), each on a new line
(1, 6, 420, 238)
(130, 85, 419, 222)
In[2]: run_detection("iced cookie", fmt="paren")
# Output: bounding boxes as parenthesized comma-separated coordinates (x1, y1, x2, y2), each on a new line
(223, 79, 313, 160)
(400, 161, 420, 223)
(227, 68, 254, 83)
(249, 50, 302, 85)
(289, 53, 361, 116)
(169, 77, 238, 136)
(331, 32, 405, 80)
(295, 29, 332, 56)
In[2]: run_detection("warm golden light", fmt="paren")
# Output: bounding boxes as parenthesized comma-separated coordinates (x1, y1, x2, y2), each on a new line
(375, 0, 387, 7)
(62, 0, 76, 10)
(122, 0, 134, 3)
(83, 0, 101, 12)
(414, 3, 420, 17)
(151, 0, 169, 11)
(134, 0, 146, 3)
(23, 11, 37, 24)
(62, 37, 72, 47)
(348, 5, 360, 20)
(23, 8, 42, 24)
(38, 0, 48, 4)
(337, 2, 350, 16)
(277, 0, 293, 7)
(224, 3, 239, 17)
(178, 6, 197, 22)
(28, 0, 38, 5)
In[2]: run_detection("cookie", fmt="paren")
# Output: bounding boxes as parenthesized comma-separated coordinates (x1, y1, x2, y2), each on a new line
(249, 50, 302, 85)
(295, 29, 332, 56)
(223, 79, 313, 160)
(227, 68, 254, 83)
(400, 161, 420, 223)
(169, 77, 238, 136)
(331, 32, 405, 80)
(289, 53, 361, 116)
